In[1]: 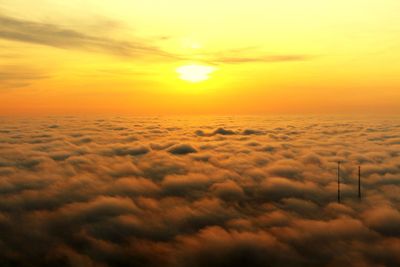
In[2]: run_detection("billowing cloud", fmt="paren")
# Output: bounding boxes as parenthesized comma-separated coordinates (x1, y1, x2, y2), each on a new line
(0, 116, 399, 266)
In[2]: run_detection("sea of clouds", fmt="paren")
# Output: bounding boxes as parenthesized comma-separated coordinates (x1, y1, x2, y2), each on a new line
(0, 116, 399, 267)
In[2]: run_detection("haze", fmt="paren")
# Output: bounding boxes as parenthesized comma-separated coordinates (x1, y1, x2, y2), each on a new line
(1, 0, 399, 115)
(1, 2, 400, 267)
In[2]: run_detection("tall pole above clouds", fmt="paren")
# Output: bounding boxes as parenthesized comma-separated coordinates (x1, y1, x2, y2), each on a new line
(358, 165, 361, 200)
(337, 161, 341, 203)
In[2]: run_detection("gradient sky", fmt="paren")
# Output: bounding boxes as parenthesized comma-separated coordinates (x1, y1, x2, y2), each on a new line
(1, 0, 399, 115)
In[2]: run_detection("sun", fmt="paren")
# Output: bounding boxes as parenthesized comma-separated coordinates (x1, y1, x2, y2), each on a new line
(176, 64, 216, 83)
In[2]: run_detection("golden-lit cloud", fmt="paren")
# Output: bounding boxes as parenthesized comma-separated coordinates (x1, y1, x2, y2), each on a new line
(0, 65, 48, 88)
(210, 54, 313, 64)
(0, 116, 399, 266)
(176, 65, 216, 83)
(0, 2, 399, 266)
(0, 13, 173, 58)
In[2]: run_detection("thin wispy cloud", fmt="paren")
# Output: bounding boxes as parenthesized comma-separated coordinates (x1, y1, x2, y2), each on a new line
(0, 14, 174, 58)
(212, 54, 312, 64)
(0, 13, 313, 66)
(0, 65, 49, 88)
(190, 47, 314, 65)
(201, 46, 314, 64)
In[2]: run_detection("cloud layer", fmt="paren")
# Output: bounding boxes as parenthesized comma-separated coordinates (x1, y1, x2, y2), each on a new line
(0, 116, 399, 266)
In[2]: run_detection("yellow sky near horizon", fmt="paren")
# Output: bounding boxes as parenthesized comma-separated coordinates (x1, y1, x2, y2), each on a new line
(0, 0, 399, 115)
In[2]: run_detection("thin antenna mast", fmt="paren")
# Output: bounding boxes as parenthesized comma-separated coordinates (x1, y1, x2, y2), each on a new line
(358, 165, 361, 200)
(337, 161, 341, 203)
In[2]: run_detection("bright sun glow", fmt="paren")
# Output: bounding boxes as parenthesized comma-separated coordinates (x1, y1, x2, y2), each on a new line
(176, 65, 216, 83)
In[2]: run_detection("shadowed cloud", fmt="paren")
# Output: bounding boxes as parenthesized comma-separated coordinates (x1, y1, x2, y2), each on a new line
(168, 144, 197, 155)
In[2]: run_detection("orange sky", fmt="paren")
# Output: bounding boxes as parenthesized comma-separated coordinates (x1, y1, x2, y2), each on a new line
(0, 0, 399, 115)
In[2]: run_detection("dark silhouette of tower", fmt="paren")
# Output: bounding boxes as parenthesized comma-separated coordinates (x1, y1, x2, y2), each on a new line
(337, 161, 341, 203)
(358, 165, 361, 200)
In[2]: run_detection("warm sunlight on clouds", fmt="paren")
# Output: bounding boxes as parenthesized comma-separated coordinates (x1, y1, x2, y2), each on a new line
(0, 1, 399, 266)
(0, 0, 399, 114)
(1, 116, 400, 266)
(176, 65, 216, 83)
